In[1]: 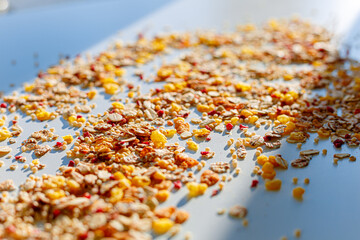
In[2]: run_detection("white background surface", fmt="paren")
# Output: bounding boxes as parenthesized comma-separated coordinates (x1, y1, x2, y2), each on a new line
(1, 0, 360, 239)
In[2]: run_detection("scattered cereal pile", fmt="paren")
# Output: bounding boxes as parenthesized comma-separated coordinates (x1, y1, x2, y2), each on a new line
(0, 18, 359, 239)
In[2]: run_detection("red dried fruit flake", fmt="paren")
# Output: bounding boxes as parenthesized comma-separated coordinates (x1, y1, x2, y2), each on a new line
(206, 137, 211, 141)
(211, 189, 220, 197)
(68, 160, 75, 167)
(239, 124, 248, 130)
(226, 123, 234, 131)
(173, 180, 182, 190)
(333, 139, 344, 148)
(326, 106, 335, 113)
(355, 109, 360, 114)
(251, 179, 259, 188)
(157, 110, 164, 117)
(200, 151, 210, 156)
(53, 209, 61, 218)
(0, 103, 7, 108)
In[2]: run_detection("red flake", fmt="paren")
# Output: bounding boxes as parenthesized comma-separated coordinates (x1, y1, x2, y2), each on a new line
(239, 124, 248, 130)
(157, 110, 164, 117)
(211, 189, 220, 197)
(226, 123, 233, 131)
(53, 209, 61, 218)
(201, 89, 207, 93)
(76, 115, 82, 119)
(155, 88, 161, 93)
(6, 225, 16, 233)
(139, 74, 143, 80)
(12, 120, 17, 125)
(127, 84, 134, 90)
(200, 151, 210, 156)
(208, 110, 219, 116)
(68, 160, 75, 167)
(55, 142, 63, 147)
(182, 112, 189, 118)
(205, 125, 212, 131)
(173, 180, 182, 190)
(333, 139, 344, 148)
(95, 208, 104, 213)
(15, 156, 21, 159)
(251, 179, 259, 188)
(206, 137, 211, 141)
(108, 110, 116, 114)
(345, 134, 351, 139)
(0, 103, 7, 108)
(83, 193, 91, 199)
(355, 109, 360, 114)
(79, 232, 88, 240)
(83, 132, 90, 138)
(90, 64, 96, 71)
(326, 106, 335, 113)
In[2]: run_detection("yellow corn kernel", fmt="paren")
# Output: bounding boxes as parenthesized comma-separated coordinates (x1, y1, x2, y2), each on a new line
(231, 117, 239, 125)
(113, 172, 125, 180)
(157, 68, 173, 79)
(0, 129, 11, 142)
(197, 104, 212, 113)
(32, 159, 40, 165)
(171, 103, 182, 112)
(240, 109, 253, 118)
(152, 218, 174, 235)
(235, 82, 252, 92)
(186, 182, 208, 198)
(257, 155, 269, 166)
(0, 119, 4, 127)
(265, 179, 282, 191)
(151, 130, 167, 148)
(101, 77, 116, 84)
(118, 178, 131, 189)
(103, 83, 119, 95)
(67, 179, 80, 192)
(153, 171, 166, 181)
(283, 74, 294, 81)
(62, 135, 73, 144)
(163, 83, 176, 92)
(47, 67, 58, 74)
(122, 165, 135, 174)
(277, 115, 290, 124)
(112, 102, 124, 109)
(24, 83, 35, 92)
(192, 128, 210, 138)
(292, 187, 305, 199)
(77, 116, 85, 123)
(174, 81, 187, 90)
(248, 115, 259, 124)
(87, 90, 97, 100)
(114, 68, 126, 77)
(132, 176, 151, 187)
(156, 190, 170, 202)
(284, 121, 296, 134)
(46, 190, 66, 200)
(68, 115, 76, 123)
(262, 162, 274, 173)
(128, 91, 135, 98)
(109, 187, 124, 203)
(104, 64, 115, 72)
(36, 109, 51, 121)
(186, 140, 199, 151)
(162, 129, 177, 138)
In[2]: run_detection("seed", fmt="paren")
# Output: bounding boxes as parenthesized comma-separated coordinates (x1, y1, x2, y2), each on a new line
(304, 178, 310, 184)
